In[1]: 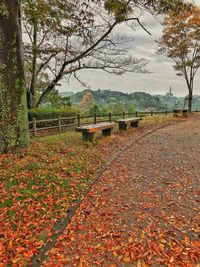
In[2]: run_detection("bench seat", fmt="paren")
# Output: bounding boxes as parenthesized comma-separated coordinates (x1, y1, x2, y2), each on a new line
(115, 117, 142, 130)
(76, 122, 116, 142)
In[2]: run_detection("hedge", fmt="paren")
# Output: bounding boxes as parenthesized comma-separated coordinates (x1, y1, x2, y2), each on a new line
(28, 107, 79, 128)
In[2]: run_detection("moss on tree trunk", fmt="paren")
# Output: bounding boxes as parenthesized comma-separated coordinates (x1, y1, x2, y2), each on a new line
(0, 1, 29, 153)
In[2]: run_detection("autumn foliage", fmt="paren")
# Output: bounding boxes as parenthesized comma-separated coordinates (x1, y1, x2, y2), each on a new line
(157, 4, 200, 112)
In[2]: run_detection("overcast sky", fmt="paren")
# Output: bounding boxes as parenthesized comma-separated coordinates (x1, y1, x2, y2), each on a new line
(60, 0, 200, 97)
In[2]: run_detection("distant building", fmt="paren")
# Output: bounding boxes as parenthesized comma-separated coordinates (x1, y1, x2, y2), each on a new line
(156, 86, 178, 108)
(166, 86, 173, 97)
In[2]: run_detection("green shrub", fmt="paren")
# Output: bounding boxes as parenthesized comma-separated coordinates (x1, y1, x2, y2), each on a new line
(28, 107, 79, 128)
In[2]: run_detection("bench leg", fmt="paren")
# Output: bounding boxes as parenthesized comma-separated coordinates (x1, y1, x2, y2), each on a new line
(119, 123, 128, 130)
(173, 113, 179, 118)
(173, 111, 181, 117)
(130, 121, 139, 128)
(102, 128, 112, 136)
(82, 132, 96, 143)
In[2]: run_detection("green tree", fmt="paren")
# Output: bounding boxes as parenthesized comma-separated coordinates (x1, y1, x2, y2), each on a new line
(46, 91, 71, 108)
(0, 1, 29, 153)
(107, 101, 125, 114)
(157, 4, 200, 112)
(127, 101, 136, 113)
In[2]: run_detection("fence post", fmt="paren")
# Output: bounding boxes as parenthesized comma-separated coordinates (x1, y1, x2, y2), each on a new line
(109, 113, 112, 123)
(135, 111, 138, 117)
(123, 112, 125, 119)
(151, 110, 153, 116)
(33, 118, 37, 137)
(58, 115, 62, 132)
(77, 114, 80, 127)
(94, 113, 97, 124)
(165, 110, 168, 115)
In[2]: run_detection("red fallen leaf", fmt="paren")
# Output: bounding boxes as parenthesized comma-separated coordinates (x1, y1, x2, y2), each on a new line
(113, 232, 121, 237)
(120, 248, 127, 255)
(87, 192, 94, 197)
(77, 225, 84, 230)
(87, 246, 93, 253)
(8, 241, 13, 249)
(16, 247, 25, 253)
(192, 241, 200, 247)
(158, 243, 165, 251)
(93, 261, 103, 266)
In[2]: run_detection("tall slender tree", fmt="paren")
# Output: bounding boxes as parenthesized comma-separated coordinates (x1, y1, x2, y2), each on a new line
(0, 1, 29, 152)
(157, 4, 200, 112)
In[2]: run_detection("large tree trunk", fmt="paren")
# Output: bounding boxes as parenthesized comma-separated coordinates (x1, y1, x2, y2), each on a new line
(0, 0, 29, 153)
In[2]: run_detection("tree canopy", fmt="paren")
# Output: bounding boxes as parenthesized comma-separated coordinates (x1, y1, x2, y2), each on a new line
(22, 0, 189, 109)
(157, 4, 200, 111)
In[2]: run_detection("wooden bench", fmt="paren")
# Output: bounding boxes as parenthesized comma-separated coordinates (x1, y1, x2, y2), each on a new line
(173, 109, 181, 117)
(182, 109, 188, 117)
(115, 117, 142, 130)
(76, 122, 116, 142)
(173, 109, 189, 117)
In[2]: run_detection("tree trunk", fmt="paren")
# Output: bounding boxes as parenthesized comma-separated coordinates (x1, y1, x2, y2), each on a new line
(0, 0, 29, 153)
(188, 90, 193, 113)
(29, 22, 38, 109)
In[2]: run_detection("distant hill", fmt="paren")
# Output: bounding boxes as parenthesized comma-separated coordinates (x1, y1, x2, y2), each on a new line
(60, 89, 200, 111)
(70, 89, 168, 111)
(71, 89, 128, 104)
(59, 91, 74, 97)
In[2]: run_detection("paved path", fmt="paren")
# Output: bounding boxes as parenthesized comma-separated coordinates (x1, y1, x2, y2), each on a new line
(44, 118, 200, 266)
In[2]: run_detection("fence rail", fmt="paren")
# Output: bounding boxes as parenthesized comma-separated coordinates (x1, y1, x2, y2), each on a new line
(29, 109, 198, 137)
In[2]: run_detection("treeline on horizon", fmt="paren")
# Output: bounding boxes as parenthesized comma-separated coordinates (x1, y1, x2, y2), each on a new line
(58, 89, 200, 115)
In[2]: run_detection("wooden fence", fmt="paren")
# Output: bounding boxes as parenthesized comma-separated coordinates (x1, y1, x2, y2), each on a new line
(29, 110, 176, 137)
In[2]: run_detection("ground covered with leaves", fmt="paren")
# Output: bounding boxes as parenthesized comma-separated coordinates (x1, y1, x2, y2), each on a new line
(0, 114, 199, 266)
(43, 115, 200, 267)
(0, 132, 103, 265)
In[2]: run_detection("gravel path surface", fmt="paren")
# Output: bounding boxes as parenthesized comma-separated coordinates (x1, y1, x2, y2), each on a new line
(44, 117, 200, 267)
